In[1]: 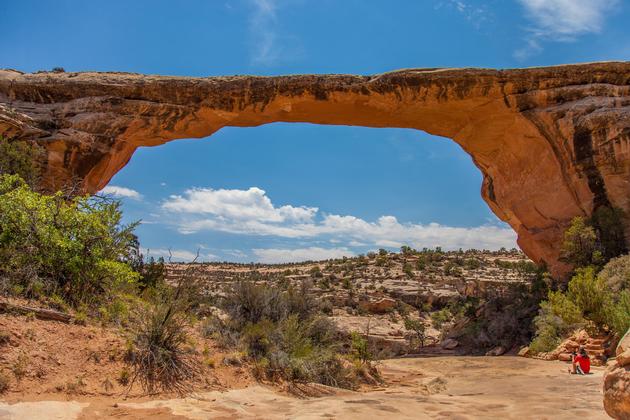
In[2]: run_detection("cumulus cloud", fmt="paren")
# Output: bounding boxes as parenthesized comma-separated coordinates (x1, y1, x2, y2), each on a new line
(253, 247, 355, 263)
(515, 0, 618, 59)
(163, 187, 317, 223)
(100, 185, 142, 200)
(162, 186, 518, 251)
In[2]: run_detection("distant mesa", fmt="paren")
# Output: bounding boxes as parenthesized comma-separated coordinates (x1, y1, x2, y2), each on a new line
(1, 62, 629, 278)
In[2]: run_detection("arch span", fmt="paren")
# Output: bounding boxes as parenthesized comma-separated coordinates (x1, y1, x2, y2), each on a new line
(1, 62, 629, 277)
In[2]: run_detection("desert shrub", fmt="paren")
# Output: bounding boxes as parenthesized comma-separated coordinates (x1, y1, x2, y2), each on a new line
(0, 174, 139, 308)
(567, 267, 609, 326)
(529, 290, 586, 353)
(607, 290, 630, 337)
(561, 216, 601, 267)
(464, 258, 481, 270)
(220, 280, 369, 389)
(0, 136, 42, 188)
(402, 262, 414, 278)
(598, 254, 630, 293)
(223, 280, 287, 327)
(128, 300, 200, 394)
(127, 272, 203, 394)
(430, 308, 452, 330)
(403, 318, 427, 348)
(350, 332, 371, 364)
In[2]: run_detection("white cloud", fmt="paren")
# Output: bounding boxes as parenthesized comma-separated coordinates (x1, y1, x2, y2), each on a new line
(163, 187, 317, 223)
(162, 186, 518, 251)
(143, 248, 218, 263)
(253, 247, 355, 263)
(515, 0, 618, 59)
(247, 0, 302, 66)
(249, 0, 279, 65)
(100, 185, 142, 200)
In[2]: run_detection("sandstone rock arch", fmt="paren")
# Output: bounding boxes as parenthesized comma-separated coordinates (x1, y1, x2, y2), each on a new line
(1, 62, 629, 277)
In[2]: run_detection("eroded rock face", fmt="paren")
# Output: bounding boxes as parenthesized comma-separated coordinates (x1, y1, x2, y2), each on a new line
(1, 63, 629, 277)
(604, 331, 630, 419)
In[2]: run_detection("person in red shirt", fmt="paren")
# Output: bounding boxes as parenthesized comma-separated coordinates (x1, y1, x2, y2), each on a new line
(569, 347, 591, 374)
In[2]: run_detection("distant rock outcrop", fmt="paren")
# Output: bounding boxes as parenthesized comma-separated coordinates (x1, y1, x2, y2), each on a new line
(1, 63, 629, 277)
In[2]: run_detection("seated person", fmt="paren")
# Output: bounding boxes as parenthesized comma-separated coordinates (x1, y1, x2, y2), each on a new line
(569, 347, 590, 375)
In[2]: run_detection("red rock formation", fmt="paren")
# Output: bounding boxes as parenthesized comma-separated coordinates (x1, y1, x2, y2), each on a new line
(604, 331, 630, 419)
(1, 62, 629, 277)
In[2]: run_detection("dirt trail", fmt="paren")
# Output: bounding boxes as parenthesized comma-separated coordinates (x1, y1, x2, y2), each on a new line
(0, 356, 607, 419)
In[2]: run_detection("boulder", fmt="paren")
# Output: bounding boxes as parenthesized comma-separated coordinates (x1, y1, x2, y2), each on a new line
(441, 338, 459, 350)
(360, 297, 396, 314)
(485, 346, 506, 357)
(517, 346, 530, 357)
(603, 330, 630, 419)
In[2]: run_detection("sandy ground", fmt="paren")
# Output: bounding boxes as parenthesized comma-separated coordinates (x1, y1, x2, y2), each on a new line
(0, 356, 607, 419)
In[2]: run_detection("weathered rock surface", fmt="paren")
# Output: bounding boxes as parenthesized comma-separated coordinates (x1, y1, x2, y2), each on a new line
(604, 331, 630, 419)
(1, 63, 629, 276)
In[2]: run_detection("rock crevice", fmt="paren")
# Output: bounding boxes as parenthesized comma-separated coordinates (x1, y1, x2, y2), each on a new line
(1, 62, 629, 277)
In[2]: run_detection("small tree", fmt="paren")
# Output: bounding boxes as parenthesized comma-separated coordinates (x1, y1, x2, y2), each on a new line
(404, 318, 427, 348)
(561, 216, 600, 267)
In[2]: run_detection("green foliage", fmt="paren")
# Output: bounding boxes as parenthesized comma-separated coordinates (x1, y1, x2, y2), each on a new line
(350, 332, 371, 364)
(443, 261, 462, 277)
(561, 210, 626, 270)
(598, 254, 630, 293)
(0, 174, 139, 308)
(220, 280, 366, 389)
(561, 216, 601, 267)
(402, 262, 414, 278)
(403, 318, 427, 348)
(0, 136, 42, 188)
(430, 308, 452, 330)
(607, 290, 630, 337)
(567, 267, 609, 326)
(531, 254, 630, 352)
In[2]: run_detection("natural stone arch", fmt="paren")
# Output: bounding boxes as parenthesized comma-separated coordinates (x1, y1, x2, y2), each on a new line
(1, 62, 629, 277)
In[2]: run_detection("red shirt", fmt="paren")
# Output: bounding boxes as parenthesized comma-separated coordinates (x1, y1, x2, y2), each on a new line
(574, 355, 590, 374)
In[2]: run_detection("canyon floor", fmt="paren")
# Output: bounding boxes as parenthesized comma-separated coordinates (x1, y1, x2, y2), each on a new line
(0, 356, 606, 419)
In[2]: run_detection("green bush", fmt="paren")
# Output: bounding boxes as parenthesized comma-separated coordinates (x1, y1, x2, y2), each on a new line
(350, 332, 371, 364)
(567, 267, 609, 326)
(607, 290, 630, 337)
(220, 280, 368, 389)
(0, 136, 42, 188)
(0, 174, 139, 308)
(561, 216, 601, 267)
(598, 254, 630, 293)
(431, 308, 452, 330)
(403, 318, 427, 348)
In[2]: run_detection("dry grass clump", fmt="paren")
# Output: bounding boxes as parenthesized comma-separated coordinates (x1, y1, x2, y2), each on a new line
(127, 266, 204, 395)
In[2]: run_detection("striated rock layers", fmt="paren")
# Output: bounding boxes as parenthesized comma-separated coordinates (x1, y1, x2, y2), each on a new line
(0, 62, 629, 277)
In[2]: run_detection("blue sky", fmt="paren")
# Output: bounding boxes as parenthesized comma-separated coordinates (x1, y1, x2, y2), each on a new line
(1, 1, 628, 262)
